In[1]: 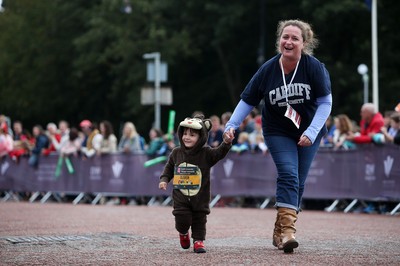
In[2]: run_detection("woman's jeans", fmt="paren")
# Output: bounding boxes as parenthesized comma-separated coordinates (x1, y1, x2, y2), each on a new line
(265, 134, 322, 211)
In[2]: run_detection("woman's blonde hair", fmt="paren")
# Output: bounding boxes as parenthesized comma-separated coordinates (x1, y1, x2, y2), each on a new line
(275, 19, 319, 55)
(123, 122, 139, 139)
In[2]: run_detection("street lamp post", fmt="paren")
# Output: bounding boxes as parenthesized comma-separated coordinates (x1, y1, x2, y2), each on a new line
(357, 64, 369, 104)
(143, 52, 161, 129)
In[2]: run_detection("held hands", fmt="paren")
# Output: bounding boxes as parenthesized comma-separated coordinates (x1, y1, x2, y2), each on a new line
(159, 182, 168, 190)
(298, 134, 312, 147)
(223, 128, 235, 144)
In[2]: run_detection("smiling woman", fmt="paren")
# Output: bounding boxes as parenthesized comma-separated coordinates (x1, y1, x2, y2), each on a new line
(223, 19, 332, 254)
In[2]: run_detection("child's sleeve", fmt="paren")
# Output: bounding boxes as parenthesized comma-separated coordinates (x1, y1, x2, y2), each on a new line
(208, 141, 232, 166)
(159, 149, 176, 183)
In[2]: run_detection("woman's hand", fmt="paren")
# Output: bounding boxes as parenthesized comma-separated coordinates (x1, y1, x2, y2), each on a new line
(298, 134, 312, 147)
(223, 128, 235, 144)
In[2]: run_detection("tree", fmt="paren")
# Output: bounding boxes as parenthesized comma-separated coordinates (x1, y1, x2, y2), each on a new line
(1, 0, 399, 135)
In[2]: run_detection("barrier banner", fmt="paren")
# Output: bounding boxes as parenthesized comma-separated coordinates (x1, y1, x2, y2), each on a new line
(0, 144, 399, 200)
(211, 152, 277, 197)
(0, 158, 13, 190)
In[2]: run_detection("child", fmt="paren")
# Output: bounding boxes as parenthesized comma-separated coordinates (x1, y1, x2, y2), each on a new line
(159, 115, 232, 253)
(230, 131, 250, 153)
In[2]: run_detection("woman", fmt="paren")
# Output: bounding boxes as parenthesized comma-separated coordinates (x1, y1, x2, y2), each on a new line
(332, 114, 355, 150)
(207, 115, 224, 148)
(60, 127, 82, 157)
(118, 122, 143, 153)
(145, 128, 166, 157)
(224, 19, 332, 253)
(99, 120, 117, 154)
(0, 123, 13, 159)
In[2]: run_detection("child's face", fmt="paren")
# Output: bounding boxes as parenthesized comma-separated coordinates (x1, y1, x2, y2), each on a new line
(390, 119, 400, 129)
(182, 128, 200, 148)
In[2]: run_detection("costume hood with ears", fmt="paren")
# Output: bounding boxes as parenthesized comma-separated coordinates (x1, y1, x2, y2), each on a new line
(177, 115, 212, 154)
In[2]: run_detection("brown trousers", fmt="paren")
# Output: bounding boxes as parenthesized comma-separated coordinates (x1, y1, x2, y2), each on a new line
(172, 190, 210, 240)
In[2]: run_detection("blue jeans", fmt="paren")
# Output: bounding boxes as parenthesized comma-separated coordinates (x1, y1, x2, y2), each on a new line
(265, 133, 322, 211)
(28, 154, 39, 168)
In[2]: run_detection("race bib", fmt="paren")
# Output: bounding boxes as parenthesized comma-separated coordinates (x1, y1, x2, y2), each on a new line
(285, 104, 301, 129)
(173, 165, 201, 192)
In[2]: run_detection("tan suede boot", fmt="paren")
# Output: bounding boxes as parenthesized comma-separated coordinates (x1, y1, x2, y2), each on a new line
(272, 211, 281, 247)
(278, 207, 299, 253)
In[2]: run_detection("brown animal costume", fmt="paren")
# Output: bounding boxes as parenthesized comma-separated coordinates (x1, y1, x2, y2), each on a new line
(160, 115, 232, 242)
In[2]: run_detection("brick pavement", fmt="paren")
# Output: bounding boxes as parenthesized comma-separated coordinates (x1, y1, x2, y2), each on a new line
(0, 202, 399, 265)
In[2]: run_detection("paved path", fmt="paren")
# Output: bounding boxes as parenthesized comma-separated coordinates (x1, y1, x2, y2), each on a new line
(0, 202, 399, 265)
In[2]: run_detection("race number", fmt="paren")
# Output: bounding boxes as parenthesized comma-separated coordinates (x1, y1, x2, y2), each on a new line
(173, 165, 201, 190)
(285, 104, 301, 129)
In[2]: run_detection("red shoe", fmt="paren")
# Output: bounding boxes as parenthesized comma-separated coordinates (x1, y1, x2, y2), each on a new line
(179, 233, 190, 249)
(193, 240, 206, 253)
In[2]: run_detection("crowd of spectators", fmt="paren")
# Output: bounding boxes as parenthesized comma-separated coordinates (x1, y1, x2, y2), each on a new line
(1, 103, 399, 209)
(320, 103, 400, 149)
(1, 103, 400, 169)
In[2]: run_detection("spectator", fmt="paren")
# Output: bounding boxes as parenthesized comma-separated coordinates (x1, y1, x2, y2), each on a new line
(0, 123, 13, 159)
(221, 112, 232, 130)
(253, 133, 268, 154)
(9, 121, 32, 162)
(12, 121, 26, 141)
(346, 103, 385, 144)
(99, 120, 119, 205)
(145, 128, 166, 157)
(207, 115, 224, 148)
(231, 132, 251, 153)
(42, 123, 61, 156)
(192, 110, 205, 118)
(80, 120, 102, 158)
(28, 125, 49, 168)
(118, 122, 144, 154)
(320, 115, 336, 147)
(242, 109, 258, 133)
(99, 120, 117, 154)
(60, 127, 81, 157)
(381, 112, 400, 144)
(0, 115, 13, 138)
(248, 115, 263, 145)
(249, 115, 268, 154)
(332, 114, 355, 150)
(56, 120, 70, 152)
(383, 110, 395, 130)
(163, 131, 179, 152)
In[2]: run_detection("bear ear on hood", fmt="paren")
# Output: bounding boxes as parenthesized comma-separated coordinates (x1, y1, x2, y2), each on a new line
(203, 119, 212, 132)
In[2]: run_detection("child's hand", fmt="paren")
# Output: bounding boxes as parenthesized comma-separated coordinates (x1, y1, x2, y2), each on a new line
(159, 182, 167, 190)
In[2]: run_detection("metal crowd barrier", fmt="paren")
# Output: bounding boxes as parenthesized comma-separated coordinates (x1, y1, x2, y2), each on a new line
(1, 144, 399, 214)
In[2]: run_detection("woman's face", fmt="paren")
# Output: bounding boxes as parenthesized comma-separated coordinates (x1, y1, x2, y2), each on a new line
(33, 127, 40, 136)
(123, 125, 132, 136)
(13, 123, 22, 134)
(334, 118, 340, 129)
(100, 123, 105, 134)
(149, 129, 157, 139)
(279, 25, 304, 60)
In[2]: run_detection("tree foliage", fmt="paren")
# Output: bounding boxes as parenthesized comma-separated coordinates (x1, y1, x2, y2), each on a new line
(0, 0, 399, 136)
